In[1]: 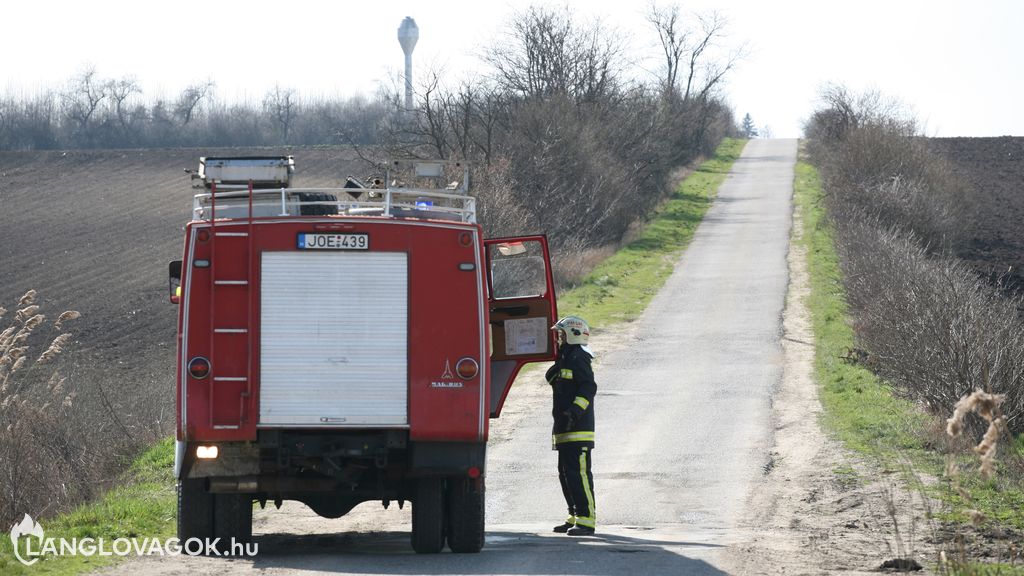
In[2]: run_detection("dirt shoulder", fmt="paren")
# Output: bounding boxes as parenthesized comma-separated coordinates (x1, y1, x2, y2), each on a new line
(723, 204, 939, 574)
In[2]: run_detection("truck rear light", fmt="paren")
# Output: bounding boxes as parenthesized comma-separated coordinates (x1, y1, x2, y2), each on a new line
(196, 445, 219, 459)
(458, 232, 473, 247)
(188, 357, 211, 379)
(456, 357, 479, 380)
(467, 466, 481, 479)
(197, 229, 210, 242)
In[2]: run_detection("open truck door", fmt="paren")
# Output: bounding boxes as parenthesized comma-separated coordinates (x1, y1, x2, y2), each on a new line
(484, 235, 558, 417)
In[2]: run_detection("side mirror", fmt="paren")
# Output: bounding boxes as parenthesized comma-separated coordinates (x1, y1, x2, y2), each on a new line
(169, 260, 182, 304)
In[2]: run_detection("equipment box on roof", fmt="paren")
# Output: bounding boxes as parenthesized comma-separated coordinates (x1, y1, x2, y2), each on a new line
(196, 156, 294, 188)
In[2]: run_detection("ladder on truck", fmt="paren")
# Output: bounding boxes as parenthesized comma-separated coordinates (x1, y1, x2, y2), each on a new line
(206, 181, 254, 430)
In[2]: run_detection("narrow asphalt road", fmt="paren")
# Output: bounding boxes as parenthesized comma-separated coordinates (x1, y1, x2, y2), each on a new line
(487, 137, 798, 572)
(98, 138, 798, 576)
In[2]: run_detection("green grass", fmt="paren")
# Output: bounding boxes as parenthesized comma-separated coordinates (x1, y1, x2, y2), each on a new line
(0, 438, 177, 575)
(794, 159, 1024, 542)
(0, 139, 746, 575)
(942, 563, 1024, 576)
(558, 138, 746, 327)
(794, 160, 931, 459)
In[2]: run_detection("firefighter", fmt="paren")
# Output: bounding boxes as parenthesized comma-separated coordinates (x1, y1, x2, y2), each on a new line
(546, 315, 597, 536)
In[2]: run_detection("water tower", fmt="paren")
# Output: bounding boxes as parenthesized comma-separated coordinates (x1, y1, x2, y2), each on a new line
(397, 17, 419, 110)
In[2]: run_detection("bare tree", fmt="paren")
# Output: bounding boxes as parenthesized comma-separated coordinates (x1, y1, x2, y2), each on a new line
(108, 76, 141, 139)
(483, 5, 623, 105)
(462, 84, 507, 165)
(263, 84, 298, 143)
(646, 2, 688, 96)
(687, 13, 745, 103)
(647, 5, 744, 103)
(60, 66, 108, 144)
(415, 75, 450, 158)
(175, 81, 214, 126)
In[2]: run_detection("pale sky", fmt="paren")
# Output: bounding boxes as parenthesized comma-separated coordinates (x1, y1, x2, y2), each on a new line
(3, 0, 1021, 138)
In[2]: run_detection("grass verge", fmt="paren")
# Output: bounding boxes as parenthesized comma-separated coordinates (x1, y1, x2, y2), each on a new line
(1, 139, 746, 574)
(0, 438, 176, 575)
(558, 138, 746, 326)
(795, 158, 1024, 572)
(794, 160, 931, 459)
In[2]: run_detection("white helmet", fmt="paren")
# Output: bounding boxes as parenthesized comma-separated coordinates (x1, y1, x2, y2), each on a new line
(552, 316, 590, 346)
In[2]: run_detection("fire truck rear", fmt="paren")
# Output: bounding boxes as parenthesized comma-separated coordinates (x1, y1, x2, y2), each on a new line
(169, 157, 557, 553)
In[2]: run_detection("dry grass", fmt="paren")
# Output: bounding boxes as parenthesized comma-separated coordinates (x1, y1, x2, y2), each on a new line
(552, 244, 618, 288)
(0, 289, 101, 526)
(946, 390, 1008, 480)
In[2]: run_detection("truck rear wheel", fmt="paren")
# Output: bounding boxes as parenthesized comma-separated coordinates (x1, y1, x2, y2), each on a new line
(446, 476, 485, 553)
(213, 493, 253, 549)
(177, 478, 213, 547)
(411, 477, 445, 554)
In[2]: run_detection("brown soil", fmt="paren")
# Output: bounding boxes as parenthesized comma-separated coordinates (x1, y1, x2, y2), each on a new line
(926, 137, 1024, 294)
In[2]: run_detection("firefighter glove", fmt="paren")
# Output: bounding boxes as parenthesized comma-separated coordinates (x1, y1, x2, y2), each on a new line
(546, 364, 560, 384)
(562, 410, 576, 431)
(563, 405, 584, 431)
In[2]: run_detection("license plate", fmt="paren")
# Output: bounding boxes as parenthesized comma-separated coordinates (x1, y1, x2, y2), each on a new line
(297, 233, 369, 250)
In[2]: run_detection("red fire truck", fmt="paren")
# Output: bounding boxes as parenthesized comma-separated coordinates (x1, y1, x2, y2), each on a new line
(169, 156, 558, 553)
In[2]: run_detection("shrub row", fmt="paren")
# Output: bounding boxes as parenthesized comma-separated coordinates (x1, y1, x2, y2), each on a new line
(805, 85, 1023, 435)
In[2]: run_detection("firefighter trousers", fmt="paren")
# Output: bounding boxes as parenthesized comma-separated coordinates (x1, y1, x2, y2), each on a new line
(557, 445, 596, 528)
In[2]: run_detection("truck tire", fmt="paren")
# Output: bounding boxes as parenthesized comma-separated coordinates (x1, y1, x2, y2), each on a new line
(213, 493, 253, 550)
(411, 477, 445, 554)
(177, 478, 213, 548)
(296, 192, 338, 216)
(446, 476, 485, 553)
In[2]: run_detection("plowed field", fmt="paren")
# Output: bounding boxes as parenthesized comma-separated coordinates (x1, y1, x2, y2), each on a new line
(0, 147, 363, 423)
(927, 136, 1024, 292)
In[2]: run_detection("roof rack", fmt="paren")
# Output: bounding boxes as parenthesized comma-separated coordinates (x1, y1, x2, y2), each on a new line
(190, 159, 476, 224)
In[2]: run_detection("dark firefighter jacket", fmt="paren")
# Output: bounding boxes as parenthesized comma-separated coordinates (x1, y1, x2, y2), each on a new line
(546, 343, 596, 449)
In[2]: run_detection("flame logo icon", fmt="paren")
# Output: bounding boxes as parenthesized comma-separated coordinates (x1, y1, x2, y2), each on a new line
(10, 513, 44, 566)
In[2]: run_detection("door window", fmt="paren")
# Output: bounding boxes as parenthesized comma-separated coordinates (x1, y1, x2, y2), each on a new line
(488, 240, 549, 299)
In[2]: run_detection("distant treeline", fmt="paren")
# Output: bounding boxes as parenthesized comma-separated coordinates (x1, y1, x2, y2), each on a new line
(0, 73, 386, 150)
